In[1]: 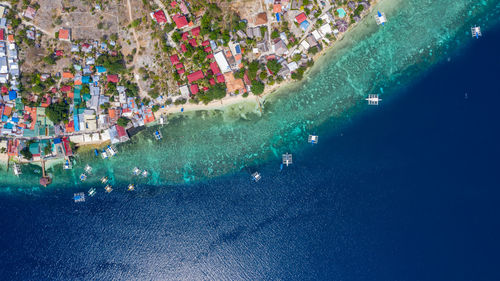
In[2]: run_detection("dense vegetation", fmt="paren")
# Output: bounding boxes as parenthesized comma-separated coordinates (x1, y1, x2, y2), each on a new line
(96, 53, 126, 73)
(46, 101, 69, 124)
(197, 83, 227, 104)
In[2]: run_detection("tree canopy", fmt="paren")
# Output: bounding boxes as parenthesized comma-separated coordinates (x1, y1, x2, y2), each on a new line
(198, 84, 227, 104)
(251, 80, 265, 95)
(46, 101, 69, 124)
(96, 53, 126, 73)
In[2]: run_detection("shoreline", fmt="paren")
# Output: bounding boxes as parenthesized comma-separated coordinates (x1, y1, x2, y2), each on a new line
(154, 0, 384, 118)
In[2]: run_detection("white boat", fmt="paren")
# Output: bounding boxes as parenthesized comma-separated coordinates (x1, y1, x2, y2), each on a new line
(251, 172, 261, 182)
(133, 167, 141, 175)
(471, 26, 482, 38)
(282, 153, 293, 167)
(159, 114, 166, 125)
(88, 188, 96, 197)
(142, 170, 149, 177)
(308, 135, 318, 144)
(366, 94, 382, 105)
(100, 177, 108, 184)
(84, 164, 93, 174)
(80, 173, 87, 181)
(106, 145, 117, 157)
(73, 192, 85, 202)
(128, 184, 135, 191)
(13, 164, 22, 176)
(154, 130, 162, 140)
(101, 149, 108, 159)
(375, 11, 387, 26)
(105, 185, 113, 193)
(63, 159, 72, 170)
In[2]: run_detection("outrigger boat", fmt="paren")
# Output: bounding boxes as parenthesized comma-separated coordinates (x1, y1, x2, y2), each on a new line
(375, 11, 387, 26)
(308, 135, 318, 144)
(154, 130, 162, 140)
(80, 173, 87, 181)
(13, 164, 22, 176)
(106, 145, 117, 157)
(104, 185, 113, 193)
(101, 149, 108, 159)
(84, 164, 93, 174)
(471, 26, 482, 39)
(128, 184, 135, 191)
(133, 167, 141, 175)
(282, 153, 293, 167)
(88, 188, 96, 197)
(366, 94, 382, 105)
(251, 172, 261, 182)
(63, 159, 72, 170)
(73, 192, 85, 203)
(100, 176, 108, 184)
(94, 149, 99, 157)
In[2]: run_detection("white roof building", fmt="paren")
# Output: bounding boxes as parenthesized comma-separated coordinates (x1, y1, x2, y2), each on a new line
(319, 23, 333, 37)
(179, 85, 190, 98)
(312, 30, 322, 41)
(300, 40, 310, 51)
(214, 51, 231, 73)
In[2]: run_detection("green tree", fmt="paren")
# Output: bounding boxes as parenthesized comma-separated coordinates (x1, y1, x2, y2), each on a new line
(20, 147, 33, 160)
(266, 60, 282, 74)
(251, 80, 265, 95)
(46, 101, 70, 124)
(117, 117, 130, 127)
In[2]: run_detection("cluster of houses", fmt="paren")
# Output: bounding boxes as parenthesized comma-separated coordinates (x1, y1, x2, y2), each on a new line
(151, 0, 370, 100)
(0, 6, 20, 90)
(0, 26, 158, 161)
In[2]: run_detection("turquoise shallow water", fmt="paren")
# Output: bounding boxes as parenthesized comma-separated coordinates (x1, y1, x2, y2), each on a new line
(1, 0, 499, 191)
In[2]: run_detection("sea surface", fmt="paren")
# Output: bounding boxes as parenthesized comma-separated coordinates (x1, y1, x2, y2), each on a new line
(1, 0, 500, 279)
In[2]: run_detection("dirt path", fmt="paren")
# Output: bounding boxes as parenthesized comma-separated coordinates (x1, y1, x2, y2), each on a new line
(126, 0, 146, 97)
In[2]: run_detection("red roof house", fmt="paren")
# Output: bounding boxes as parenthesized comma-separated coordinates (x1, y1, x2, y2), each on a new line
(206, 54, 214, 59)
(153, 10, 168, 23)
(216, 74, 225, 83)
(107, 74, 119, 83)
(175, 63, 184, 69)
(58, 28, 70, 40)
(0, 29, 4, 41)
(169, 54, 180, 65)
(173, 14, 188, 28)
(295, 13, 307, 24)
(187, 70, 204, 83)
(210, 62, 221, 75)
(170, 1, 177, 8)
(60, 85, 72, 92)
(182, 32, 189, 41)
(190, 84, 199, 95)
(204, 46, 212, 53)
(1, 86, 8, 93)
(209, 78, 216, 86)
(177, 68, 185, 74)
(180, 44, 187, 53)
(55, 50, 64, 56)
(191, 26, 200, 37)
(188, 38, 197, 47)
(202, 40, 210, 46)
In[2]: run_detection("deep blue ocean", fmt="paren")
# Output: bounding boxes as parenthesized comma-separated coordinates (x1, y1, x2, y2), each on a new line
(2, 23, 500, 280)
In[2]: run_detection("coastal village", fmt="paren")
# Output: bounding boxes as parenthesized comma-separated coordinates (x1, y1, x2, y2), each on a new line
(0, 0, 375, 186)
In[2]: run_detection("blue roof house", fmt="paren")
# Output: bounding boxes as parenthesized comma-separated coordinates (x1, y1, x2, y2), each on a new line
(300, 20, 310, 30)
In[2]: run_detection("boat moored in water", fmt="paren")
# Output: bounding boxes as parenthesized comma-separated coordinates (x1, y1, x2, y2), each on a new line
(80, 174, 87, 181)
(154, 130, 162, 140)
(105, 185, 113, 193)
(133, 167, 141, 175)
(142, 170, 149, 177)
(100, 176, 108, 184)
(252, 172, 261, 182)
(308, 135, 319, 144)
(13, 164, 22, 176)
(84, 164, 92, 174)
(128, 184, 135, 191)
(106, 145, 117, 157)
(88, 188, 96, 197)
(73, 192, 85, 202)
